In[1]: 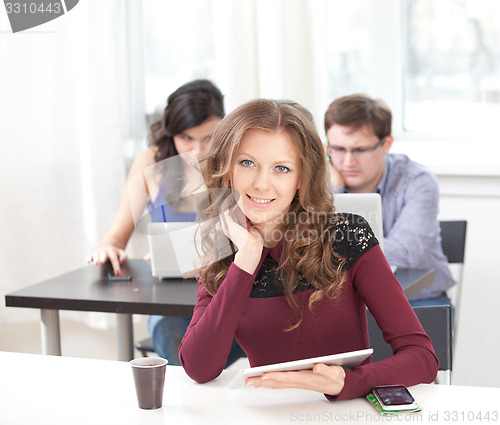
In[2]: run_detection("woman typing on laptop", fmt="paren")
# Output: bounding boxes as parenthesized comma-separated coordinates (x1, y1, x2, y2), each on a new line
(179, 99, 438, 400)
(87, 80, 243, 366)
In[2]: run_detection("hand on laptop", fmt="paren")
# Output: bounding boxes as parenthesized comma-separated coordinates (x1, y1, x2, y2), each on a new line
(87, 243, 128, 275)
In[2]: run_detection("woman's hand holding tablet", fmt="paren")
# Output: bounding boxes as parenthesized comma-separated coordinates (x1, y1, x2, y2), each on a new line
(228, 348, 373, 390)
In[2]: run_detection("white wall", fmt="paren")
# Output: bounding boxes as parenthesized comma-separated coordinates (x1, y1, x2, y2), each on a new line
(437, 174, 500, 387)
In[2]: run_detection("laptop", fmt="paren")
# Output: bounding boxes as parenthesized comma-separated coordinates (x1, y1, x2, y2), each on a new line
(147, 222, 200, 278)
(147, 221, 235, 278)
(148, 194, 385, 278)
(333, 193, 384, 251)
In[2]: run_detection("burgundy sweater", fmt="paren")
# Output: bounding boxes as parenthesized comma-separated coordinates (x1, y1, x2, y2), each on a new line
(179, 213, 438, 401)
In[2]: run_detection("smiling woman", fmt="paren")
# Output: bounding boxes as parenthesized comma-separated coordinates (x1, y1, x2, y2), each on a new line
(231, 129, 301, 240)
(179, 98, 438, 401)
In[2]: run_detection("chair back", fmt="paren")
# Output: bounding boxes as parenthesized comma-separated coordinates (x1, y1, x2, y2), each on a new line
(439, 220, 467, 264)
(367, 305, 453, 383)
(439, 220, 467, 342)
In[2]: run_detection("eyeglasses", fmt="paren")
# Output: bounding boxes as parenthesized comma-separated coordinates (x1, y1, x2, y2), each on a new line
(326, 137, 386, 160)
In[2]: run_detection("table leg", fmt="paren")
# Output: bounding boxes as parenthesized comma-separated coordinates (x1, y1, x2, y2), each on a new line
(116, 313, 134, 361)
(40, 309, 61, 355)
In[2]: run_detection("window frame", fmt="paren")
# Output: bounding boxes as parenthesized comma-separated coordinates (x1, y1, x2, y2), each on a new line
(369, 0, 500, 176)
(123, 0, 500, 176)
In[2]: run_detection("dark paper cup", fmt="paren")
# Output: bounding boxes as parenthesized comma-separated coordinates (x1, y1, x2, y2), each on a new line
(130, 357, 168, 409)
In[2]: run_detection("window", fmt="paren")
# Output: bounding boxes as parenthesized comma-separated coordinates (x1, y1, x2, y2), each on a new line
(124, 0, 499, 171)
(325, 1, 371, 101)
(404, 0, 500, 137)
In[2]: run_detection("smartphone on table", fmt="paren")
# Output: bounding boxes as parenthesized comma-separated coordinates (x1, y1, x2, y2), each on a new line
(372, 385, 417, 411)
(103, 260, 132, 282)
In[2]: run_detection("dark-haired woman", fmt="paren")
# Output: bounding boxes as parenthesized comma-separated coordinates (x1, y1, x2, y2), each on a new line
(87, 80, 244, 365)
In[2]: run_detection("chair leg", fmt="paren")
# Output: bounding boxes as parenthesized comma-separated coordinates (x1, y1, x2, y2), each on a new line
(135, 338, 156, 357)
(443, 370, 451, 385)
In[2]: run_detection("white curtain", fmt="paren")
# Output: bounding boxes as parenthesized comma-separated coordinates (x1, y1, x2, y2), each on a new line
(212, 0, 330, 130)
(0, 1, 126, 325)
(0, 0, 330, 328)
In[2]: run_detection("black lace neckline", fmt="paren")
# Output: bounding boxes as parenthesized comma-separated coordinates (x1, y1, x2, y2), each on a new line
(249, 213, 379, 298)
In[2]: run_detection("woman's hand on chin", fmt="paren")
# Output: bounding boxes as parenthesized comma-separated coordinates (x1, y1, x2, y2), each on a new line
(221, 210, 263, 275)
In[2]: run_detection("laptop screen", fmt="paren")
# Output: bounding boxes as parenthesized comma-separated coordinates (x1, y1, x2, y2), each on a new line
(333, 193, 384, 251)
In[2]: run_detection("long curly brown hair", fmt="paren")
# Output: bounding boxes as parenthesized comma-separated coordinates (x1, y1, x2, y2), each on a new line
(198, 99, 346, 330)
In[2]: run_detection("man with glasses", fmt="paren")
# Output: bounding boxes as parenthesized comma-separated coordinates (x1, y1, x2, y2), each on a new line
(325, 93, 455, 307)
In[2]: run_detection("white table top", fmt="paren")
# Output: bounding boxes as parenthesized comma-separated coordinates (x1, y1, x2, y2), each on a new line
(1, 351, 499, 425)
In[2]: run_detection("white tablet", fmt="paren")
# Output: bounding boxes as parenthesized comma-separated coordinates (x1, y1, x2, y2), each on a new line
(228, 348, 373, 389)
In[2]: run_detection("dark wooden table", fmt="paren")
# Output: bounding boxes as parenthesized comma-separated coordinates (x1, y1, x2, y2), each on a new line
(5, 259, 434, 360)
